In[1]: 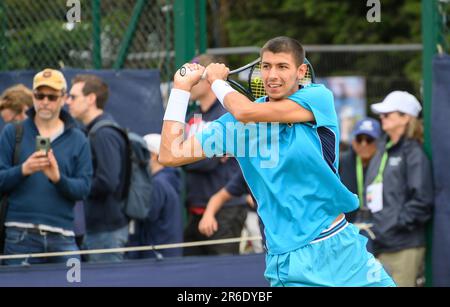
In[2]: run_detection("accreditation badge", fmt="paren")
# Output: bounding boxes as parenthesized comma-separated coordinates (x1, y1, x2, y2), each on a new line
(366, 182, 383, 213)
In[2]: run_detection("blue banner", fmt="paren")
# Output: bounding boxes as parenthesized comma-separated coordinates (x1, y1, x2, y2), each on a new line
(0, 69, 164, 136)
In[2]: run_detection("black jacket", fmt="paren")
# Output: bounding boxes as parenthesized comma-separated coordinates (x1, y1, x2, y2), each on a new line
(84, 113, 128, 233)
(364, 135, 433, 253)
(338, 149, 368, 223)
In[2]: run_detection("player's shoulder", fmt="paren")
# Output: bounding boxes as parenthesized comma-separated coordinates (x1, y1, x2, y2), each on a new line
(289, 83, 333, 103)
(299, 83, 333, 96)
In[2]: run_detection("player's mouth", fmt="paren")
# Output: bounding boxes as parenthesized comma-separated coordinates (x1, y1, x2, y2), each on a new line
(266, 83, 283, 92)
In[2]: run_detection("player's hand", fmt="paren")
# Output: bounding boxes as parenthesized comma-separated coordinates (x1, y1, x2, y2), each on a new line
(174, 63, 205, 92)
(246, 194, 255, 209)
(21, 151, 50, 176)
(204, 63, 229, 84)
(42, 150, 61, 183)
(198, 213, 219, 237)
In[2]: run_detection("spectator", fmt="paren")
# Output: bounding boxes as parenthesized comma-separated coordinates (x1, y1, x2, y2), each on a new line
(0, 84, 33, 123)
(128, 134, 183, 259)
(0, 68, 92, 265)
(367, 91, 434, 286)
(339, 117, 381, 252)
(66, 74, 129, 263)
(183, 54, 248, 256)
(198, 171, 264, 254)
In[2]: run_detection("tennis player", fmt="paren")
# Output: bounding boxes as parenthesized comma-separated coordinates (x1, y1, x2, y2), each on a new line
(159, 36, 395, 287)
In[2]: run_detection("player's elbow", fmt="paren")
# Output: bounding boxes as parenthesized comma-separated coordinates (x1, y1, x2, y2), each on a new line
(158, 150, 176, 167)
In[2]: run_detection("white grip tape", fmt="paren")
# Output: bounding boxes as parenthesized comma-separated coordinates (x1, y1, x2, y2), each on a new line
(211, 79, 237, 106)
(163, 89, 191, 123)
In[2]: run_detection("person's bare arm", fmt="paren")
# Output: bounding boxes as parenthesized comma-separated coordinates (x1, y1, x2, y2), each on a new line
(158, 63, 208, 167)
(198, 188, 233, 237)
(223, 92, 314, 124)
(205, 63, 314, 124)
(159, 125, 206, 167)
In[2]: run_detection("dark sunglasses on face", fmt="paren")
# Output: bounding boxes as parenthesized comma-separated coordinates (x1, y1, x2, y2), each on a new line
(33, 92, 61, 102)
(380, 111, 405, 119)
(355, 135, 375, 144)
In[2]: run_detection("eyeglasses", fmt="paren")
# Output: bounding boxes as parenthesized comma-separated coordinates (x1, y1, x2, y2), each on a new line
(33, 92, 61, 102)
(355, 135, 375, 144)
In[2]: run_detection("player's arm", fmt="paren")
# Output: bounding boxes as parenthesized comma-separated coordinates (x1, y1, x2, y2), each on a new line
(205, 63, 314, 124)
(224, 92, 314, 124)
(158, 64, 207, 168)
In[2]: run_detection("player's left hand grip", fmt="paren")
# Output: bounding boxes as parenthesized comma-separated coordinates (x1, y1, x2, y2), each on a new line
(179, 66, 207, 79)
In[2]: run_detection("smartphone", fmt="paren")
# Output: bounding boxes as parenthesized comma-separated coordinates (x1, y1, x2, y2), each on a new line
(36, 136, 51, 155)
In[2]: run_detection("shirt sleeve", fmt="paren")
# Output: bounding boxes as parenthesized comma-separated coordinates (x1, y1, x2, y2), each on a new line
(194, 113, 238, 158)
(0, 124, 26, 193)
(225, 171, 248, 197)
(288, 84, 337, 129)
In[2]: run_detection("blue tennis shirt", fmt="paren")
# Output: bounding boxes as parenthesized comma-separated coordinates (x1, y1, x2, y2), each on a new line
(195, 84, 359, 254)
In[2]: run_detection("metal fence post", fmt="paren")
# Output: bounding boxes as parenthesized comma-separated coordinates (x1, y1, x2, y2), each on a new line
(113, 0, 147, 69)
(198, 0, 207, 54)
(92, 0, 102, 69)
(174, 0, 196, 69)
(0, 0, 6, 71)
(422, 0, 441, 287)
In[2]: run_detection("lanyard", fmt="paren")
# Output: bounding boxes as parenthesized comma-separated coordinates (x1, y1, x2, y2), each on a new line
(356, 156, 364, 208)
(356, 141, 393, 207)
(373, 141, 393, 184)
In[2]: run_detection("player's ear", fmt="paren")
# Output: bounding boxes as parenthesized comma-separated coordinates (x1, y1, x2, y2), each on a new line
(297, 63, 307, 80)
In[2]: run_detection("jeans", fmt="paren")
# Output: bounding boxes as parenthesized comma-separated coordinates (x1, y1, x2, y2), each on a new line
(3, 227, 80, 266)
(83, 225, 129, 263)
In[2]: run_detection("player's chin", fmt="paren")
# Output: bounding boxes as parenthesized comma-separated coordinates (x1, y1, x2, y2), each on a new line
(266, 88, 285, 100)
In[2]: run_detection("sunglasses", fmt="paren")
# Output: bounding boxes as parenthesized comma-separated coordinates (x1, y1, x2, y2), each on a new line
(355, 135, 375, 144)
(379, 111, 406, 119)
(33, 92, 61, 102)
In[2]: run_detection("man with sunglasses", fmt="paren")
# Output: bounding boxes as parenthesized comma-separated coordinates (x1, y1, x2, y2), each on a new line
(0, 68, 93, 265)
(339, 118, 381, 252)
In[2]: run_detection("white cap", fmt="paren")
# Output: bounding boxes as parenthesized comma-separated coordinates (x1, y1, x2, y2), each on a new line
(371, 91, 422, 117)
(143, 134, 161, 154)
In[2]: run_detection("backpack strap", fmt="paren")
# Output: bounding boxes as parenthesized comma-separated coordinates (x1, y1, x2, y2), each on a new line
(89, 120, 123, 137)
(88, 120, 132, 200)
(13, 121, 24, 165)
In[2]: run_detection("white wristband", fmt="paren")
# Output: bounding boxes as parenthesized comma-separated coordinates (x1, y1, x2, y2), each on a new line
(211, 79, 237, 106)
(163, 89, 191, 123)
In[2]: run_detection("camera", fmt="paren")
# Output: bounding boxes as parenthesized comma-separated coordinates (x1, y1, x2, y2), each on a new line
(36, 136, 51, 155)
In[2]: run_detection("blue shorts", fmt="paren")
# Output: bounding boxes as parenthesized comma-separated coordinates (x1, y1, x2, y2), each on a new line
(265, 220, 396, 287)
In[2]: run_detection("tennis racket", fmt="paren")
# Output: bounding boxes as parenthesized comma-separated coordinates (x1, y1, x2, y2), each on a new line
(180, 58, 315, 101)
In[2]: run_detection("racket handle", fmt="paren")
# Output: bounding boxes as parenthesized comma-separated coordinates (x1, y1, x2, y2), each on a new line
(180, 65, 207, 80)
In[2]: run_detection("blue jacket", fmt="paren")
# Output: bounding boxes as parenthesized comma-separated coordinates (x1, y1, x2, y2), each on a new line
(0, 109, 93, 231)
(131, 167, 183, 258)
(84, 113, 129, 233)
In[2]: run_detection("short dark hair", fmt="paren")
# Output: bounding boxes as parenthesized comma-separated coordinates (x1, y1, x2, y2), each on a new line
(260, 36, 305, 66)
(72, 74, 109, 109)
